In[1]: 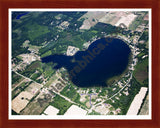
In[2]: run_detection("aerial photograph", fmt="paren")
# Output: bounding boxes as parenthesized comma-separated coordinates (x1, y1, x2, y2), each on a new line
(10, 9, 151, 119)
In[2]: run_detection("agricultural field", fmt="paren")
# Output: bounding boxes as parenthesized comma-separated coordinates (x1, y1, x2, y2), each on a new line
(10, 10, 150, 118)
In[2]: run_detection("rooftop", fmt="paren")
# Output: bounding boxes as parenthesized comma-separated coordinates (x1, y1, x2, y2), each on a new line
(64, 105, 87, 115)
(44, 105, 59, 115)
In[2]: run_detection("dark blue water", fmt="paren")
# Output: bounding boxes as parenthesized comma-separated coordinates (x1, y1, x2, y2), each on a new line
(41, 37, 131, 87)
(16, 12, 29, 19)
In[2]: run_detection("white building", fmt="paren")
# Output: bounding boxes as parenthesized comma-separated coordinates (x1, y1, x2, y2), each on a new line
(64, 105, 87, 115)
(44, 105, 59, 115)
(127, 87, 148, 115)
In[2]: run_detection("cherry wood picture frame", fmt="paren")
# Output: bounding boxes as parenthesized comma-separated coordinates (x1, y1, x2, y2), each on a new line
(0, 0, 160, 128)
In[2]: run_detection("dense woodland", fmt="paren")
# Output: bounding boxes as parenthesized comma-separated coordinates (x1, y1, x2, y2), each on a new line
(12, 12, 126, 58)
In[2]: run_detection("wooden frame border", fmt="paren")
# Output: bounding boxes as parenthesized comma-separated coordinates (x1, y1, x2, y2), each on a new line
(0, 0, 160, 128)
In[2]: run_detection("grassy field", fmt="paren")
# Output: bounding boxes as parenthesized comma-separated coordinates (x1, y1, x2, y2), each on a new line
(133, 58, 148, 84)
(12, 71, 24, 85)
(20, 61, 55, 81)
(88, 110, 101, 115)
(129, 15, 144, 30)
(20, 96, 50, 115)
(41, 50, 52, 58)
(60, 84, 80, 102)
(12, 81, 32, 100)
(44, 73, 57, 87)
(139, 93, 149, 115)
(50, 95, 72, 115)
(25, 22, 50, 41)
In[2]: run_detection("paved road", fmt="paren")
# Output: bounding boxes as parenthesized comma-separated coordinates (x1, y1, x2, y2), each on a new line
(108, 73, 132, 100)
(92, 73, 132, 109)
(91, 26, 147, 110)
(12, 70, 43, 87)
(12, 70, 89, 112)
(12, 78, 26, 91)
(11, 27, 147, 114)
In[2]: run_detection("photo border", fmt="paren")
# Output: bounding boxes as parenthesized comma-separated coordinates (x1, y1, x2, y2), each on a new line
(9, 8, 152, 120)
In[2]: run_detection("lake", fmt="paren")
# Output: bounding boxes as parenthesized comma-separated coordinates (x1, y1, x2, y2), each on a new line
(41, 37, 131, 87)
(16, 12, 29, 20)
